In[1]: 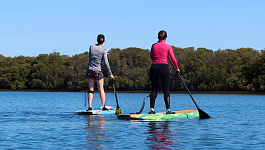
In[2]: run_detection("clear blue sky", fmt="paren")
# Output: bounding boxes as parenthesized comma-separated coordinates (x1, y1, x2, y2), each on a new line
(1, 0, 264, 57)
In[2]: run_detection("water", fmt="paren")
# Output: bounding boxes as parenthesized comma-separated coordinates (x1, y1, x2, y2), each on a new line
(0, 91, 265, 149)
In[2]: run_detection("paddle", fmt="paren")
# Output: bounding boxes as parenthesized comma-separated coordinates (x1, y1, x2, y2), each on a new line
(168, 57, 211, 119)
(112, 79, 121, 114)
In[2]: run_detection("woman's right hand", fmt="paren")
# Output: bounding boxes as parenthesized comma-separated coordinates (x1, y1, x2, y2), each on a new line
(110, 74, 114, 79)
(175, 69, 180, 74)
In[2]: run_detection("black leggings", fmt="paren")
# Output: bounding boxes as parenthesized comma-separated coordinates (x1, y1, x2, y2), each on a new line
(150, 64, 170, 109)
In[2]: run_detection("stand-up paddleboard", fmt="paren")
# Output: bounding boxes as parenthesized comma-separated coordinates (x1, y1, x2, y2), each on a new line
(117, 110, 199, 121)
(75, 106, 116, 115)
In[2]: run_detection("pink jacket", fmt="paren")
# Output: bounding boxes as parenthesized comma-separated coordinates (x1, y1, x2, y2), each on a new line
(150, 42, 179, 69)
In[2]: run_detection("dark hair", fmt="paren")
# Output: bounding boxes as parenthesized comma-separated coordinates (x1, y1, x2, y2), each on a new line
(97, 34, 105, 44)
(158, 30, 167, 41)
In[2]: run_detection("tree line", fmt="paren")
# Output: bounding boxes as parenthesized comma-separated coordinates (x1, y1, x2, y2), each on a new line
(0, 47, 264, 92)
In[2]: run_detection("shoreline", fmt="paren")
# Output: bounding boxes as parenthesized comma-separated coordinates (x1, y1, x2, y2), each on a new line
(1, 89, 264, 95)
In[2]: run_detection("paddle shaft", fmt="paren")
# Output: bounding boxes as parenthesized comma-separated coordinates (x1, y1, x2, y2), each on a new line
(168, 57, 199, 109)
(178, 74, 200, 109)
(108, 54, 120, 108)
(112, 79, 120, 108)
(168, 57, 210, 119)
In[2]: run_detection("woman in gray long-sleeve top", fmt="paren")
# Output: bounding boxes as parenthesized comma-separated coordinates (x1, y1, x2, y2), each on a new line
(86, 34, 114, 111)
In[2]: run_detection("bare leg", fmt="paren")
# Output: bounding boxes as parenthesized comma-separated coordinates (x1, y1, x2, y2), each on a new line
(88, 79, 95, 108)
(96, 78, 106, 108)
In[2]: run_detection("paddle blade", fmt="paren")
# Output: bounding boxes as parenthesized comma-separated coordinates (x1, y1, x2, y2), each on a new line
(115, 107, 121, 115)
(198, 108, 211, 119)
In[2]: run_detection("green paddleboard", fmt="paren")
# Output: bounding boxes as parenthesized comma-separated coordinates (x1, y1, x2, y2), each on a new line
(117, 110, 199, 121)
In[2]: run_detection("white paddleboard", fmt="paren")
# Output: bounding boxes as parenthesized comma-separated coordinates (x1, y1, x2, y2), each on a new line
(74, 106, 116, 115)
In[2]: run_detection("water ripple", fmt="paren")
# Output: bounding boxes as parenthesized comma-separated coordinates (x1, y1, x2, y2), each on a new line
(0, 92, 265, 149)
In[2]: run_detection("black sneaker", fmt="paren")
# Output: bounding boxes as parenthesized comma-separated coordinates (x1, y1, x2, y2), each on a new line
(86, 107, 92, 111)
(149, 110, 156, 114)
(166, 110, 175, 114)
(102, 107, 109, 111)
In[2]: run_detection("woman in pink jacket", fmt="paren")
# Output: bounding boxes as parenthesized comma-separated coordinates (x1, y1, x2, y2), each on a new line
(149, 30, 180, 114)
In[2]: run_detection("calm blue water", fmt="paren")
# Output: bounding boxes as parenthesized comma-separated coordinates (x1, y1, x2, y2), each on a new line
(0, 91, 265, 149)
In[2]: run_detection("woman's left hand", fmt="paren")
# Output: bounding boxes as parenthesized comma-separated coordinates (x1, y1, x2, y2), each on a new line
(110, 74, 114, 79)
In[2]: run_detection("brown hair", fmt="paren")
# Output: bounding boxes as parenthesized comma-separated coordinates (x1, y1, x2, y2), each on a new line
(97, 34, 105, 44)
(158, 30, 167, 41)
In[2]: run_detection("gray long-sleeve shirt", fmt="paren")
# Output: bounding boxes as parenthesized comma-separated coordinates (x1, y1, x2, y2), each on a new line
(87, 44, 112, 75)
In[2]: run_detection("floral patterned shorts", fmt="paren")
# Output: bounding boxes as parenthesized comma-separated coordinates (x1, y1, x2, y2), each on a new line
(86, 70, 104, 80)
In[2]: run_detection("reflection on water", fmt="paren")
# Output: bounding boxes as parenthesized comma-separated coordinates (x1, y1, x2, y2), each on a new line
(84, 115, 107, 149)
(1, 92, 264, 149)
(146, 122, 181, 150)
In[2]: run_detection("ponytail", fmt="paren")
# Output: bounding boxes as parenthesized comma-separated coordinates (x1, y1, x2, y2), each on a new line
(97, 34, 105, 44)
(158, 30, 167, 41)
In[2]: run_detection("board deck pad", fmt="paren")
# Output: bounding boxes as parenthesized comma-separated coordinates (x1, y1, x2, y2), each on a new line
(117, 110, 199, 121)
(75, 106, 116, 115)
